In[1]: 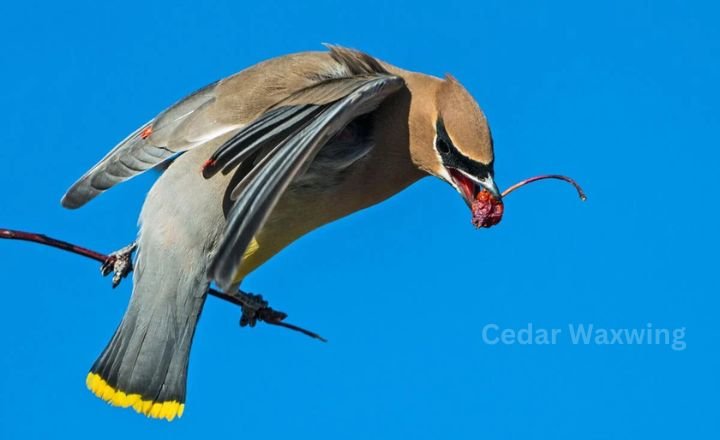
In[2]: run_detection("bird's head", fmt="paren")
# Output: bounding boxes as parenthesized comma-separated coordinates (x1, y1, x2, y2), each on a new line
(410, 74, 500, 206)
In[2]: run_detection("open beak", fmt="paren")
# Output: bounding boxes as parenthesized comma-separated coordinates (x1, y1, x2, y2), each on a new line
(448, 168, 502, 206)
(477, 175, 501, 200)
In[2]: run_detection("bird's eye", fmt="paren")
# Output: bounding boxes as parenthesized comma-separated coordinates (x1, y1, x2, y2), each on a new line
(436, 138, 450, 154)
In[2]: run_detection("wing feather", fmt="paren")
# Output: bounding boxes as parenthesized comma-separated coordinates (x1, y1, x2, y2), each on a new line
(209, 74, 404, 291)
(61, 45, 392, 210)
(202, 105, 324, 177)
(61, 81, 235, 209)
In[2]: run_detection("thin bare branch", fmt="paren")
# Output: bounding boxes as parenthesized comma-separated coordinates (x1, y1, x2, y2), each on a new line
(1, 227, 326, 342)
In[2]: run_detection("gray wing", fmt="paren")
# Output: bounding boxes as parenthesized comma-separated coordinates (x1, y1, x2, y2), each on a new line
(61, 80, 240, 209)
(206, 74, 404, 291)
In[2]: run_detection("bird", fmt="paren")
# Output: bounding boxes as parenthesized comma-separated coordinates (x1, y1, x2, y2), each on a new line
(62, 45, 500, 421)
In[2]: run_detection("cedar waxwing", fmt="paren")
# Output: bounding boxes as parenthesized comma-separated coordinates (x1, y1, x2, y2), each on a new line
(62, 45, 499, 421)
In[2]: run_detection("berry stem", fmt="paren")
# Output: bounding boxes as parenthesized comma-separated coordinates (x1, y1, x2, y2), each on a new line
(502, 174, 587, 201)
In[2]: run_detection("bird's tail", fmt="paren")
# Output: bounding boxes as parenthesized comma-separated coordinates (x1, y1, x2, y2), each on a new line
(86, 242, 208, 421)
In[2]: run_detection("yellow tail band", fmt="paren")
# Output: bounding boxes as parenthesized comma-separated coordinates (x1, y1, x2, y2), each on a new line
(86, 373, 184, 421)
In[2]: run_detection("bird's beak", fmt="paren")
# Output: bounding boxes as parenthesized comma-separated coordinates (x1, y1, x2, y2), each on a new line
(447, 168, 502, 206)
(477, 174, 502, 200)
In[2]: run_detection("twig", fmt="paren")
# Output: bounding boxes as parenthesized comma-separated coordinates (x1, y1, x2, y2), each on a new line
(0, 227, 326, 342)
(502, 174, 587, 200)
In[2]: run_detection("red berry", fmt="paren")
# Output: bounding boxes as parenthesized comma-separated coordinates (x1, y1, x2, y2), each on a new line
(471, 190, 504, 228)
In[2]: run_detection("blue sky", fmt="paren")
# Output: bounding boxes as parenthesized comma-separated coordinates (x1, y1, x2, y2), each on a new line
(0, 0, 718, 438)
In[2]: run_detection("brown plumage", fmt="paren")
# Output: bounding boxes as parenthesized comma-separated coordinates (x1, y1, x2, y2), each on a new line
(61, 45, 499, 420)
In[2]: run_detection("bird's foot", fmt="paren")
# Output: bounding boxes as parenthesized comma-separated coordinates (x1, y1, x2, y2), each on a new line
(100, 242, 137, 288)
(236, 291, 288, 327)
(227, 289, 326, 341)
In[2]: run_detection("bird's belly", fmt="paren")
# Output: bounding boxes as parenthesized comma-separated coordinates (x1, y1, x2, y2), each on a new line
(222, 123, 419, 284)
(231, 167, 381, 282)
(231, 187, 344, 283)
(231, 135, 376, 282)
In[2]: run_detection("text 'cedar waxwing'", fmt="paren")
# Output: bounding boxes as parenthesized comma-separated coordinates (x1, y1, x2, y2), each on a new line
(62, 45, 499, 421)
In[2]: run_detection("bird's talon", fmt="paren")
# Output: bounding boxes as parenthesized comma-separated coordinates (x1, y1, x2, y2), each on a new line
(238, 292, 266, 327)
(236, 291, 289, 327)
(100, 257, 115, 277)
(101, 242, 137, 288)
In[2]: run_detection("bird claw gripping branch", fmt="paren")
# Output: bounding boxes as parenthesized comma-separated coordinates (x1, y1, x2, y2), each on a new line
(100, 242, 138, 288)
(97, 242, 324, 340)
(93, 241, 326, 340)
(0, 228, 327, 341)
(230, 290, 325, 341)
(237, 292, 288, 327)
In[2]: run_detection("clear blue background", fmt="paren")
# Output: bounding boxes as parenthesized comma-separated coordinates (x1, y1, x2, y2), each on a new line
(1, 0, 717, 438)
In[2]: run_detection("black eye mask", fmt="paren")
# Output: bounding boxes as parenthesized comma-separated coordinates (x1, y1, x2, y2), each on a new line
(435, 118, 494, 179)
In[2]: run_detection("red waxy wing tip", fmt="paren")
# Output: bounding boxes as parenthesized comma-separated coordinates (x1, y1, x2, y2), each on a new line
(140, 125, 153, 139)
